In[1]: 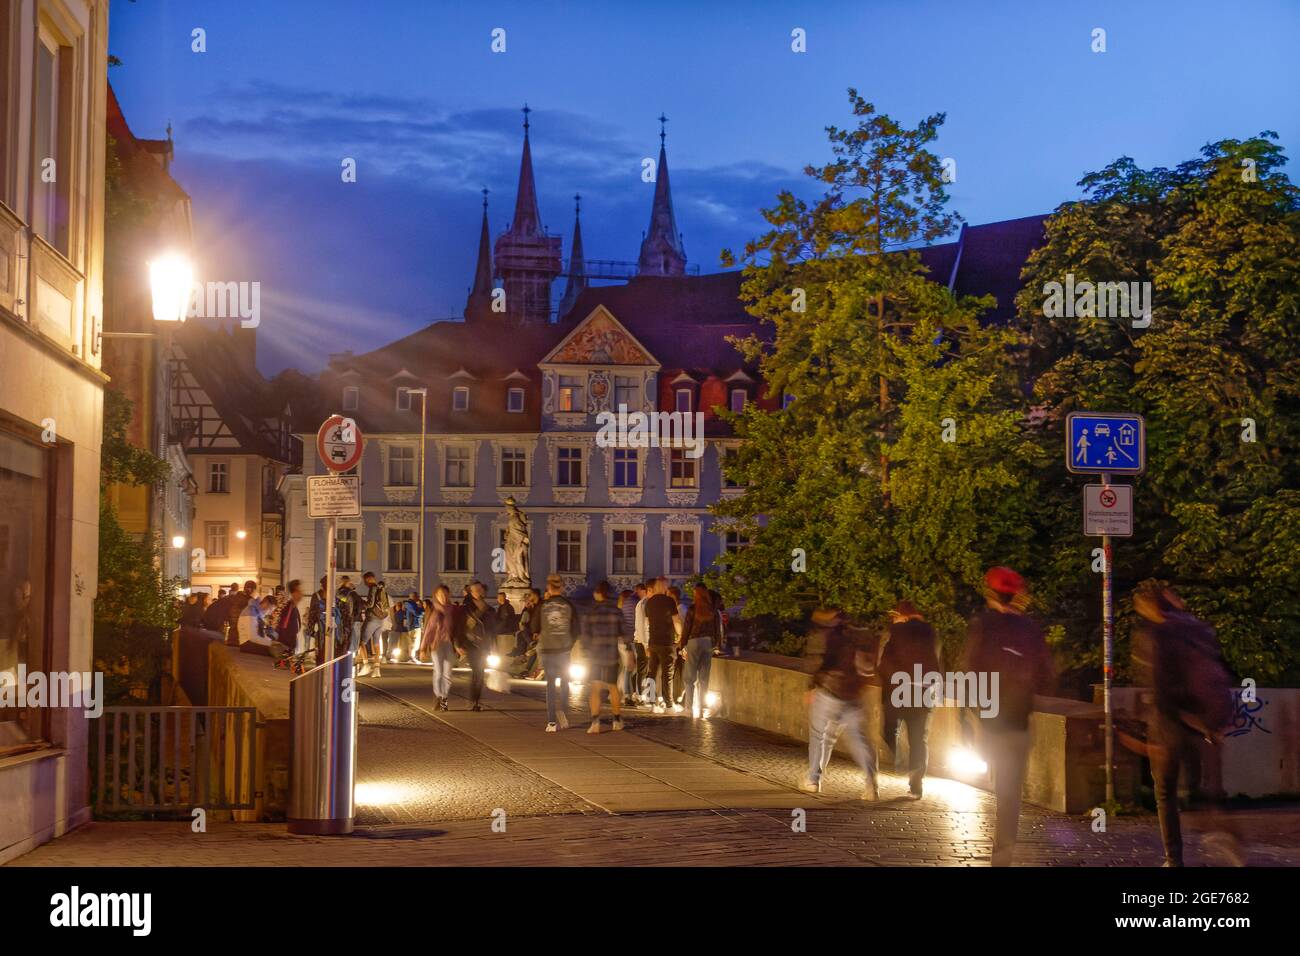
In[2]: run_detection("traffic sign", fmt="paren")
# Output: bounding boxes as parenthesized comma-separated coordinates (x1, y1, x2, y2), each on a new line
(1066, 412, 1145, 475)
(317, 414, 364, 473)
(1083, 483, 1132, 536)
(307, 475, 361, 518)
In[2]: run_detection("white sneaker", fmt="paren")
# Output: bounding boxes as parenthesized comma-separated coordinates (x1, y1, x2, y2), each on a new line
(799, 775, 821, 794)
(545, 722, 558, 733)
(611, 717, 624, 731)
(556, 711, 569, 730)
(671, 703, 685, 713)
(587, 720, 601, 734)
(652, 703, 666, 714)
(356, 660, 371, 677)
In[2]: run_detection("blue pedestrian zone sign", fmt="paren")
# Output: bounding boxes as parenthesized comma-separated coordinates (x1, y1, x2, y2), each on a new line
(1066, 412, 1145, 475)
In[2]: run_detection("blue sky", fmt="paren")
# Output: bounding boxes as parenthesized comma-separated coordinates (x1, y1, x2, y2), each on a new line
(107, 0, 1300, 373)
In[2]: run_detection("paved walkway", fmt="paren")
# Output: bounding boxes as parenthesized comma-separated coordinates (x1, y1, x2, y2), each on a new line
(11, 664, 1300, 866)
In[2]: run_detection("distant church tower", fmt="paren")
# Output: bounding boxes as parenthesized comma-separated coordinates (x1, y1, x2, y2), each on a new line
(637, 114, 686, 277)
(558, 193, 587, 319)
(493, 104, 563, 324)
(464, 188, 495, 323)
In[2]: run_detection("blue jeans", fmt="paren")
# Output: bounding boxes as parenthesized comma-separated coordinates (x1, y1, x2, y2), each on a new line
(682, 637, 713, 713)
(541, 651, 569, 724)
(808, 689, 877, 785)
(347, 621, 362, 654)
(430, 643, 455, 700)
(363, 619, 385, 654)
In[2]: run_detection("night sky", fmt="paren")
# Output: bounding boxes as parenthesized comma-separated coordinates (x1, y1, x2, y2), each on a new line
(106, 0, 1300, 374)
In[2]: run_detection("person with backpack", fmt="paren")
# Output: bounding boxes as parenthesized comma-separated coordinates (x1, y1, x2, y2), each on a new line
(306, 576, 329, 656)
(799, 606, 878, 799)
(678, 584, 720, 718)
(357, 571, 390, 678)
(578, 581, 627, 734)
(963, 567, 1055, 866)
(1132, 585, 1237, 867)
(879, 600, 941, 798)
(538, 575, 578, 731)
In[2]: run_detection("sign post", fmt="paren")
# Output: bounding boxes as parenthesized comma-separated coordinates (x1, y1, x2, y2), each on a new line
(315, 415, 364, 666)
(1067, 412, 1145, 805)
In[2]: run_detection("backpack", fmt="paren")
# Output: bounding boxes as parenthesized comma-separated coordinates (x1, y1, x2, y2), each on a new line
(1161, 613, 1233, 738)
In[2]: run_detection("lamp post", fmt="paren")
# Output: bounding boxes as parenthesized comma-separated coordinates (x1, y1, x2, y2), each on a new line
(99, 252, 194, 346)
(407, 388, 429, 596)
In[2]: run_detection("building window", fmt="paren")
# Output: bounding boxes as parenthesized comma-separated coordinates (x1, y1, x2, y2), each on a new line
(205, 521, 228, 559)
(452, 386, 470, 412)
(614, 375, 638, 411)
(729, 388, 748, 414)
(723, 530, 749, 554)
(387, 527, 415, 572)
(556, 528, 583, 574)
(669, 529, 696, 576)
(669, 448, 698, 488)
(336, 526, 359, 571)
(264, 523, 276, 562)
(612, 448, 638, 488)
(723, 446, 743, 489)
(611, 528, 639, 574)
(387, 445, 415, 486)
(558, 375, 584, 412)
(444, 445, 471, 487)
(0, 430, 53, 748)
(342, 386, 359, 411)
(396, 387, 412, 411)
(207, 461, 229, 493)
(675, 388, 693, 413)
(507, 387, 525, 413)
(32, 26, 70, 255)
(443, 527, 470, 573)
(500, 447, 527, 487)
(556, 446, 583, 486)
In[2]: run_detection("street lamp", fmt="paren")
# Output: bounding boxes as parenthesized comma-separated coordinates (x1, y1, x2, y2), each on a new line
(235, 529, 247, 540)
(171, 535, 186, 549)
(148, 252, 195, 324)
(406, 387, 428, 596)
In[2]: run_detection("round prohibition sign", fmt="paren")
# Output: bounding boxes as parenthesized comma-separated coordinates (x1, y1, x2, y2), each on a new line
(1099, 488, 1118, 508)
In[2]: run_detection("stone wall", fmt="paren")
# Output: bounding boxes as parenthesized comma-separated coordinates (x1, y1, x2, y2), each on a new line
(205, 643, 291, 821)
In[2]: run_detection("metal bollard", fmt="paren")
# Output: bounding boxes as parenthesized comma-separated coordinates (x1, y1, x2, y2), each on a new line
(287, 652, 357, 834)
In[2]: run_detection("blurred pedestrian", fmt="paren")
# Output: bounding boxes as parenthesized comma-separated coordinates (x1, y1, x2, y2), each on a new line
(879, 600, 940, 798)
(643, 578, 682, 713)
(459, 581, 495, 710)
(800, 606, 878, 799)
(421, 587, 456, 710)
(580, 581, 626, 733)
(679, 584, 720, 717)
(538, 575, 577, 731)
(963, 567, 1054, 866)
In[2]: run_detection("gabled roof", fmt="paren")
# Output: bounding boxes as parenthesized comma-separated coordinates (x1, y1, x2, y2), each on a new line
(541, 304, 659, 368)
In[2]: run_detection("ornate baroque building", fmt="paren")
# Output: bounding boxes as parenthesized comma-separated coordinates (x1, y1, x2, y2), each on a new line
(287, 112, 1047, 599)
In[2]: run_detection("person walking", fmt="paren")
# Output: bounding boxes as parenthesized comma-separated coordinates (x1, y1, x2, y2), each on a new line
(494, 592, 519, 656)
(963, 567, 1055, 867)
(617, 588, 639, 707)
(306, 576, 330, 656)
(800, 607, 878, 799)
(276, 579, 304, 655)
(632, 582, 651, 703)
(580, 582, 627, 734)
(420, 587, 457, 711)
(538, 575, 577, 731)
(878, 600, 940, 798)
(678, 584, 719, 718)
(460, 581, 496, 710)
(1132, 585, 1237, 867)
(642, 578, 682, 713)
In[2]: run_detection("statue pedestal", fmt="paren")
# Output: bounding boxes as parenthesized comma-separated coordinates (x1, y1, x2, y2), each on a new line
(502, 581, 532, 613)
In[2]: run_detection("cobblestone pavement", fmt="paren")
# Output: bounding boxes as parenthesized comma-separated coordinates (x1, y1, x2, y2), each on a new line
(10, 664, 1300, 867)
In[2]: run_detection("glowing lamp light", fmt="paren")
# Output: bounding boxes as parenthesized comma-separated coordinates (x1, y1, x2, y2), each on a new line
(486, 654, 502, 669)
(235, 529, 248, 540)
(171, 535, 186, 549)
(949, 747, 988, 776)
(704, 691, 720, 710)
(568, 662, 587, 683)
(148, 253, 194, 324)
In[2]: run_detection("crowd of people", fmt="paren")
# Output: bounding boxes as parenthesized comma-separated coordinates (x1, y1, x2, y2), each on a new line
(178, 563, 1237, 867)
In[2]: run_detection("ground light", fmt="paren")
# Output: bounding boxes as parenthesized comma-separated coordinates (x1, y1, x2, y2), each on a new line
(948, 746, 988, 776)
(569, 662, 587, 684)
(486, 654, 501, 669)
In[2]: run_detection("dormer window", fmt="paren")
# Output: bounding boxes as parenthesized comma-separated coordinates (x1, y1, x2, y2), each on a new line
(452, 386, 470, 412)
(342, 386, 359, 411)
(396, 387, 412, 411)
(558, 375, 584, 413)
(729, 388, 747, 414)
(675, 388, 693, 414)
(507, 387, 525, 413)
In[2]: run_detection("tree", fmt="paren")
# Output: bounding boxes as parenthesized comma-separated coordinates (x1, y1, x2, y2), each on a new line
(710, 91, 1038, 655)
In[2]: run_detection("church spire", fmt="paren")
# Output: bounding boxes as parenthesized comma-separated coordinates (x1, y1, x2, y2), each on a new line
(637, 113, 686, 277)
(509, 103, 543, 237)
(559, 193, 587, 319)
(465, 188, 494, 322)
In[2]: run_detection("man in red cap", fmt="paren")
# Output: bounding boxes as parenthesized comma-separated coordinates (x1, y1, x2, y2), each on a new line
(963, 567, 1054, 866)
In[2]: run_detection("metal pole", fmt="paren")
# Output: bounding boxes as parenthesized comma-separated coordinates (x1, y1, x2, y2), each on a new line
(322, 517, 337, 668)
(418, 392, 427, 597)
(1101, 471, 1115, 803)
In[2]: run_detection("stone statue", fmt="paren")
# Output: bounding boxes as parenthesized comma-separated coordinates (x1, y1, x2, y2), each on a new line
(503, 496, 530, 587)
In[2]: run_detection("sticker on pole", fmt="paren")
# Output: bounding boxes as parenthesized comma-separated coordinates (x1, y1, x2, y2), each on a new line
(307, 475, 361, 518)
(1066, 412, 1145, 475)
(317, 414, 364, 473)
(1083, 483, 1133, 537)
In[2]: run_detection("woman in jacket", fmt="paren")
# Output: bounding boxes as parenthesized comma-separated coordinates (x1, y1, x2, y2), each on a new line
(420, 587, 456, 711)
